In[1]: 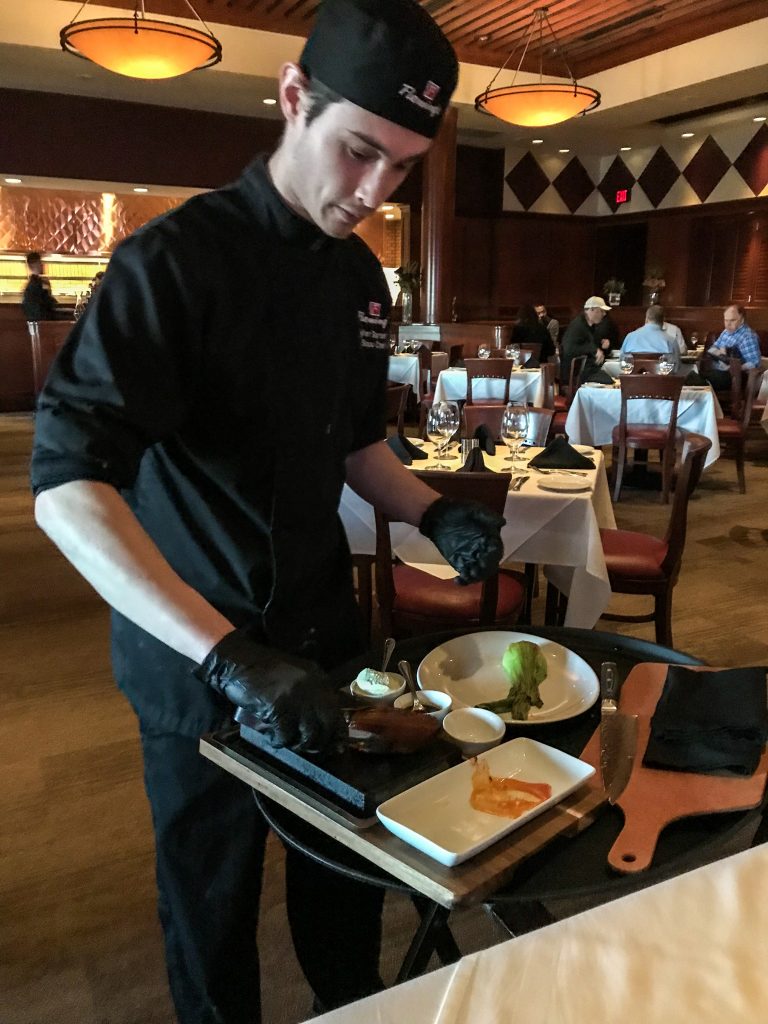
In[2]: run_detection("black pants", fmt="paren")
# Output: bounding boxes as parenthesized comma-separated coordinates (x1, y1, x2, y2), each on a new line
(701, 366, 731, 391)
(140, 728, 385, 1024)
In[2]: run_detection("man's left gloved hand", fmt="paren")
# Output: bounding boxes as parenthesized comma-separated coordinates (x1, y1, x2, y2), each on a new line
(419, 496, 505, 586)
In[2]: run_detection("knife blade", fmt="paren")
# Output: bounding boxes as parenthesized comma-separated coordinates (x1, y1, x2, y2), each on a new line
(599, 661, 638, 804)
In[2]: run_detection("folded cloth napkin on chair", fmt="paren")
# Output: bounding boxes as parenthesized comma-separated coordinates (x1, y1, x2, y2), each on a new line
(387, 434, 428, 465)
(461, 447, 490, 472)
(643, 665, 768, 776)
(528, 436, 593, 470)
(684, 369, 707, 386)
(473, 424, 496, 455)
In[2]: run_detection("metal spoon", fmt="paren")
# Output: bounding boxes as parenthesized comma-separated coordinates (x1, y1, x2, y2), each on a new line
(398, 659, 430, 713)
(381, 636, 396, 674)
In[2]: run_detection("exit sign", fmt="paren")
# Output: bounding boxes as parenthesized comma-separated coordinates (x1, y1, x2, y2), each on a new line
(616, 188, 631, 204)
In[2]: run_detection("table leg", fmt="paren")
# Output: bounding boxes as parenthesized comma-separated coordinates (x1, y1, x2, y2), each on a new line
(395, 899, 460, 983)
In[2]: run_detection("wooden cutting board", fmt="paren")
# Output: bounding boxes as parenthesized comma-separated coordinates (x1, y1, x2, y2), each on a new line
(581, 662, 768, 874)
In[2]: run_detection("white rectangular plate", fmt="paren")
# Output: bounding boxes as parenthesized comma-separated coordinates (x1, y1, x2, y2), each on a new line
(376, 738, 595, 866)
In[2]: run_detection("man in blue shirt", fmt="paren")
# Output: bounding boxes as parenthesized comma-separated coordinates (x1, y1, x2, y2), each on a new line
(704, 305, 762, 390)
(620, 305, 680, 370)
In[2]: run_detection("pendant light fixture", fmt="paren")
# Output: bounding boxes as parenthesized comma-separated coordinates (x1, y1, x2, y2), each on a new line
(475, 6, 600, 128)
(60, 0, 222, 80)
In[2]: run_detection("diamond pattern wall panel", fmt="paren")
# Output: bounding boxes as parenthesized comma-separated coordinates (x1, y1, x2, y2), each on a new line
(552, 157, 594, 213)
(598, 157, 636, 213)
(505, 152, 550, 211)
(683, 136, 732, 202)
(733, 123, 768, 196)
(637, 147, 680, 208)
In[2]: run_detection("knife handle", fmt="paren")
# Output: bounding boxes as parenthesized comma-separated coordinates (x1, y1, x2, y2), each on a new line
(601, 661, 619, 701)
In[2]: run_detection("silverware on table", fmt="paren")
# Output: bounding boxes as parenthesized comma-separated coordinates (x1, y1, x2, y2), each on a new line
(531, 467, 590, 477)
(510, 474, 529, 491)
(398, 659, 429, 713)
(599, 661, 638, 804)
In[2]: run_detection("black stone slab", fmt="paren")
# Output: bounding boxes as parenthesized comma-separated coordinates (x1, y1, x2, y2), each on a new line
(234, 709, 461, 819)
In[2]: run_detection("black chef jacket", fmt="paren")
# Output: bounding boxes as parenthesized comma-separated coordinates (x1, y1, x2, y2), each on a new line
(22, 275, 60, 321)
(31, 158, 391, 737)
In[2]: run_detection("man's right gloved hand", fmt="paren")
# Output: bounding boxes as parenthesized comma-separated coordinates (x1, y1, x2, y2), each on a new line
(195, 627, 344, 755)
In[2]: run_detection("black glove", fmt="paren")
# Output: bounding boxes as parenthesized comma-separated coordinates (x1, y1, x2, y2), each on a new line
(419, 496, 505, 586)
(196, 628, 344, 754)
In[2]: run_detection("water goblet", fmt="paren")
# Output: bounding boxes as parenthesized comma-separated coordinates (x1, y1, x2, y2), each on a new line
(478, 343, 491, 360)
(619, 352, 635, 375)
(657, 354, 675, 376)
(501, 404, 528, 466)
(437, 401, 460, 460)
(510, 344, 522, 369)
(426, 402, 460, 466)
(504, 344, 515, 360)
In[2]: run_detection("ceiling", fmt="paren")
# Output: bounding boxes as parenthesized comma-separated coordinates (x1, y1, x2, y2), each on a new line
(1, 0, 767, 169)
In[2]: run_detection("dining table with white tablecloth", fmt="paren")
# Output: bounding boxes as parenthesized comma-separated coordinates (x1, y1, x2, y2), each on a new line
(310, 843, 768, 1024)
(564, 383, 722, 466)
(387, 353, 421, 392)
(432, 366, 545, 407)
(339, 442, 616, 629)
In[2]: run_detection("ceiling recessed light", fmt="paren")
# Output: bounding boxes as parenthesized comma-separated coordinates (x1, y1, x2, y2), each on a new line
(558, 148, 570, 153)
(754, 115, 766, 123)
(4, 177, 22, 184)
(262, 98, 277, 106)
(532, 139, 544, 145)
(133, 186, 149, 193)
(620, 146, 632, 152)
(681, 132, 695, 138)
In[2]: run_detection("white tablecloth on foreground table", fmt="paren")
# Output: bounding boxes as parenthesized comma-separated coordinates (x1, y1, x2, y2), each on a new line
(340, 444, 616, 629)
(311, 844, 768, 1024)
(564, 384, 722, 466)
(432, 367, 545, 406)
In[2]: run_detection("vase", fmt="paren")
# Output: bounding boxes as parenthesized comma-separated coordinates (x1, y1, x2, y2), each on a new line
(401, 289, 413, 325)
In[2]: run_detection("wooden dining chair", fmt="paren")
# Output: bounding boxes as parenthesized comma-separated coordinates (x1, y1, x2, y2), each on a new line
(384, 381, 411, 436)
(462, 403, 504, 440)
(28, 320, 75, 396)
(716, 366, 763, 493)
(374, 470, 526, 639)
(611, 373, 684, 504)
(464, 358, 511, 405)
(491, 342, 543, 365)
(551, 354, 587, 438)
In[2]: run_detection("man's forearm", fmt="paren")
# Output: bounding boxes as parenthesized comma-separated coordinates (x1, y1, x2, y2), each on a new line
(34, 480, 234, 663)
(345, 440, 438, 525)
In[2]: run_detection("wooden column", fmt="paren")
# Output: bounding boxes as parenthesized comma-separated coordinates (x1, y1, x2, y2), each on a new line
(420, 106, 457, 324)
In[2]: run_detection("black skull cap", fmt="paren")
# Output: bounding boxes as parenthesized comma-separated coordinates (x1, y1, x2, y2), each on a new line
(299, 0, 458, 139)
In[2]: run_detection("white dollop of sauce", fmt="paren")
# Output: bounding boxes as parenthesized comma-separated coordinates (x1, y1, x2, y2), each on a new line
(354, 668, 398, 696)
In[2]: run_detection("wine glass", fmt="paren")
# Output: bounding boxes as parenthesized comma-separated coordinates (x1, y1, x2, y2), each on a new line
(689, 332, 699, 350)
(501, 404, 528, 465)
(504, 344, 515, 360)
(478, 343, 491, 359)
(426, 402, 460, 466)
(619, 352, 635, 375)
(509, 344, 521, 368)
(657, 354, 675, 376)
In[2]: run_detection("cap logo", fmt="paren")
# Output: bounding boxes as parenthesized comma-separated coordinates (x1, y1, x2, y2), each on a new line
(423, 80, 440, 102)
(369, 301, 382, 317)
(398, 82, 442, 118)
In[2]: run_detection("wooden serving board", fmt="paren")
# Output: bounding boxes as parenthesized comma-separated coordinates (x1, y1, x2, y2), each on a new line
(581, 662, 768, 874)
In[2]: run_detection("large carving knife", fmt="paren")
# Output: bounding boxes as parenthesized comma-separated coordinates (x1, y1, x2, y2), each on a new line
(599, 662, 638, 804)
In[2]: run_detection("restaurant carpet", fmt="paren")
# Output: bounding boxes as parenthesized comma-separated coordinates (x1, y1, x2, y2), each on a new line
(1, 413, 767, 1024)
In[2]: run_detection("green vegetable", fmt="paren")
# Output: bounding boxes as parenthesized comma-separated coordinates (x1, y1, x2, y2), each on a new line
(478, 641, 547, 720)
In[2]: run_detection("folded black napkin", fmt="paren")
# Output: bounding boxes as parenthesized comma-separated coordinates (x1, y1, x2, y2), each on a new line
(528, 436, 593, 470)
(643, 666, 768, 777)
(684, 369, 707, 386)
(473, 424, 496, 455)
(523, 355, 540, 369)
(585, 368, 615, 385)
(386, 434, 428, 465)
(461, 447, 491, 472)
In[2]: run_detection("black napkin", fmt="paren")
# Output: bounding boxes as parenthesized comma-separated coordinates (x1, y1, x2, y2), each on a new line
(387, 434, 428, 465)
(643, 666, 768, 777)
(473, 424, 496, 455)
(461, 447, 490, 472)
(684, 369, 707, 386)
(523, 355, 540, 368)
(585, 368, 615, 385)
(528, 436, 593, 470)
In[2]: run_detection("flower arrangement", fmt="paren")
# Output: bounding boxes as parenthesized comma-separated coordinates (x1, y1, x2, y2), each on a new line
(394, 260, 421, 293)
(602, 277, 626, 296)
(643, 266, 666, 290)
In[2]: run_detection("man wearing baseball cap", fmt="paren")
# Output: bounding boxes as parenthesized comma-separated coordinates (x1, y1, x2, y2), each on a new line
(32, 3, 506, 1022)
(560, 295, 614, 385)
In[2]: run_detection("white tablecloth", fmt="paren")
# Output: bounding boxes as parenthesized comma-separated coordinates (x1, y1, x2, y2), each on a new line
(433, 367, 545, 407)
(387, 354, 420, 392)
(564, 385, 722, 466)
(340, 445, 616, 629)
(311, 844, 768, 1024)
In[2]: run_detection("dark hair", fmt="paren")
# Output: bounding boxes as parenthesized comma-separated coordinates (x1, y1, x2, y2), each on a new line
(26, 251, 42, 267)
(303, 75, 344, 127)
(516, 304, 539, 326)
(646, 304, 664, 326)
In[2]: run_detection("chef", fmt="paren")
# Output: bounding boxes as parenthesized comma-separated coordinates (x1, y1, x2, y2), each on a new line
(31, 1, 504, 1021)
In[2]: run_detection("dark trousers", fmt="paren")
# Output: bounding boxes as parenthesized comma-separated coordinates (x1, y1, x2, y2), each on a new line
(701, 366, 732, 391)
(140, 728, 384, 1024)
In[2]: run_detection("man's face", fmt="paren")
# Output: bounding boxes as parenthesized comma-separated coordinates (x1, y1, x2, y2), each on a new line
(535, 305, 547, 320)
(277, 94, 432, 239)
(585, 307, 605, 326)
(723, 308, 743, 334)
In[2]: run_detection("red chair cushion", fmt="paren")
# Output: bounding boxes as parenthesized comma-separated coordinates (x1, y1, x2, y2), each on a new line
(600, 528, 668, 579)
(392, 565, 525, 621)
(551, 410, 568, 432)
(553, 395, 567, 410)
(717, 420, 743, 438)
(611, 424, 678, 446)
